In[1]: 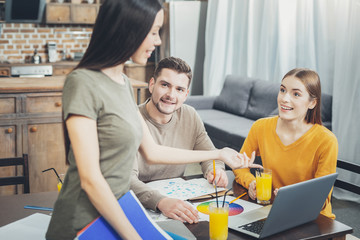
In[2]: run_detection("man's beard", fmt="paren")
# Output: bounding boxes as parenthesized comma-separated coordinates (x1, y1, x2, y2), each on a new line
(152, 98, 175, 115)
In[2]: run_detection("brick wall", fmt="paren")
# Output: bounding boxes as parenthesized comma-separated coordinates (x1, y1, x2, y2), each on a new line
(0, 23, 92, 63)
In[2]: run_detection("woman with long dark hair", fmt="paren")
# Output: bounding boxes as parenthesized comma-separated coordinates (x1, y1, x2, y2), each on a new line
(233, 68, 338, 219)
(46, 1, 259, 239)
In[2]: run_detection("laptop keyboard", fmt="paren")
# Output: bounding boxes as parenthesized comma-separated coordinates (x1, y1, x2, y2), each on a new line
(238, 219, 266, 234)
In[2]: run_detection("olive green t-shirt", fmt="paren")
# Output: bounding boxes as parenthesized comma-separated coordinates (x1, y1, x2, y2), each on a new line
(46, 69, 142, 240)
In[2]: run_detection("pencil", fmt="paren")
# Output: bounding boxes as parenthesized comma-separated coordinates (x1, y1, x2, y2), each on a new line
(213, 160, 219, 207)
(229, 192, 247, 204)
(214, 179, 219, 207)
(24, 205, 53, 211)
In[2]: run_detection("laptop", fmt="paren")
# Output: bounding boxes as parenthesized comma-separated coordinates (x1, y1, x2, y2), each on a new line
(228, 173, 338, 239)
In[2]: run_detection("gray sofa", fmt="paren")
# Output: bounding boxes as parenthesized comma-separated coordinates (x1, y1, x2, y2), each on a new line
(186, 75, 332, 152)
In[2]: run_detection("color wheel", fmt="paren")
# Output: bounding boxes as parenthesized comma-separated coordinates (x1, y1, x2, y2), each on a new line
(196, 201, 244, 216)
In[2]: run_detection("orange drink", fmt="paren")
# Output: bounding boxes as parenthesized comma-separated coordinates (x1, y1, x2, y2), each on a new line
(209, 202, 229, 240)
(57, 173, 65, 192)
(57, 181, 62, 192)
(256, 168, 272, 205)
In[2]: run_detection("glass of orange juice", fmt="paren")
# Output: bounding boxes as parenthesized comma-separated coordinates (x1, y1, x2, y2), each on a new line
(209, 201, 229, 240)
(57, 173, 65, 192)
(256, 168, 272, 205)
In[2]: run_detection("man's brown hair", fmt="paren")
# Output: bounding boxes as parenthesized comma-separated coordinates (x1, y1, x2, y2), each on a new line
(153, 57, 192, 87)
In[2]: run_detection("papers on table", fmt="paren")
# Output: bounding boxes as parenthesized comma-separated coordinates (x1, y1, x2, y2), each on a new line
(146, 177, 226, 200)
(146, 209, 169, 222)
(146, 200, 195, 222)
(145, 177, 261, 223)
(0, 213, 51, 240)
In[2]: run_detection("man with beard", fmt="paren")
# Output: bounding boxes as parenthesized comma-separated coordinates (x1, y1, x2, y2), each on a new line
(130, 57, 228, 224)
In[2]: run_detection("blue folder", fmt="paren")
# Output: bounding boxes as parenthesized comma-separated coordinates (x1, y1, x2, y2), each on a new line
(76, 190, 172, 240)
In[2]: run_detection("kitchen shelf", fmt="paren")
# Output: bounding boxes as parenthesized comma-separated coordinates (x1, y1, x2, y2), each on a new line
(46, 2, 100, 24)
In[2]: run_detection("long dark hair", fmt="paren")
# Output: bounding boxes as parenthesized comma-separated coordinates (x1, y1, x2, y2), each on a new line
(64, 0, 162, 164)
(76, 0, 162, 70)
(282, 68, 322, 125)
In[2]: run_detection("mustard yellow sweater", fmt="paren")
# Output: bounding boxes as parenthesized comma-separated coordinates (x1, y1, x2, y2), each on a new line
(233, 116, 338, 219)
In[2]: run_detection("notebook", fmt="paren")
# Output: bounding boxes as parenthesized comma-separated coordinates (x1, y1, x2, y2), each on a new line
(228, 173, 338, 239)
(76, 190, 172, 240)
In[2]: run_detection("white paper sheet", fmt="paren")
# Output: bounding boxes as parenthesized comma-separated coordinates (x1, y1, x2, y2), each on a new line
(146, 177, 225, 200)
(0, 213, 51, 240)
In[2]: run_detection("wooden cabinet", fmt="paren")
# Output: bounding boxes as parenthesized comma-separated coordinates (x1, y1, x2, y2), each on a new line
(0, 75, 147, 195)
(46, 4, 71, 24)
(71, 4, 98, 24)
(0, 122, 19, 195)
(26, 121, 66, 193)
(25, 93, 62, 114)
(0, 67, 10, 77)
(46, 3, 100, 24)
(0, 94, 22, 195)
(0, 90, 67, 195)
(124, 63, 155, 104)
(52, 62, 77, 76)
(53, 67, 72, 76)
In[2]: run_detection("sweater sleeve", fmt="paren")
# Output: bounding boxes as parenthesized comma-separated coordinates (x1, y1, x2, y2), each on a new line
(129, 154, 166, 211)
(315, 130, 338, 219)
(233, 120, 261, 189)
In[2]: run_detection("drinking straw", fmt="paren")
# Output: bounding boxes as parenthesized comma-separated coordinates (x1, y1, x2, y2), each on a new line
(229, 192, 247, 204)
(222, 188, 233, 207)
(214, 179, 219, 207)
(42, 167, 63, 184)
(213, 160, 216, 181)
(212, 160, 219, 207)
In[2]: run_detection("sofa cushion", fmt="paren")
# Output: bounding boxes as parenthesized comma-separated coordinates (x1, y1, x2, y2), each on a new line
(244, 80, 280, 120)
(321, 93, 332, 123)
(213, 75, 254, 116)
(202, 114, 255, 151)
(185, 96, 216, 110)
(195, 109, 240, 121)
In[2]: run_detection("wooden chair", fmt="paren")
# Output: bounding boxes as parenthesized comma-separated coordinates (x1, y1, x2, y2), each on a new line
(334, 159, 360, 195)
(0, 154, 30, 194)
